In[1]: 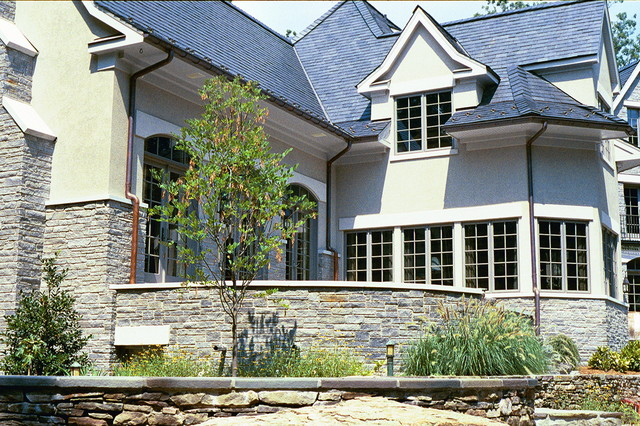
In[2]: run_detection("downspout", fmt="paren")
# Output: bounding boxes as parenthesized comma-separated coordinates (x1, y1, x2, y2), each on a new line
(125, 50, 174, 284)
(526, 122, 548, 335)
(325, 140, 352, 280)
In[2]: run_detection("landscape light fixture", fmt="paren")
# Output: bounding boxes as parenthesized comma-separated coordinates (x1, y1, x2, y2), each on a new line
(70, 362, 81, 377)
(386, 341, 395, 376)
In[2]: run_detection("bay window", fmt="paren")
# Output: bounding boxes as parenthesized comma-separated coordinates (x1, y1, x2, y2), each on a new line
(539, 220, 588, 292)
(346, 230, 393, 282)
(403, 225, 454, 285)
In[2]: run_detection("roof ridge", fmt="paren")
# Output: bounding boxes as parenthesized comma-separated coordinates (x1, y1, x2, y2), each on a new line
(293, 1, 345, 43)
(293, 44, 331, 122)
(222, 1, 292, 44)
(362, 1, 401, 32)
(442, 0, 587, 27)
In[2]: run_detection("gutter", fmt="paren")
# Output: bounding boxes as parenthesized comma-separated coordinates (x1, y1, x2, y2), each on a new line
(445, 115, 632, 135)
(325, 140, 353, 280)
(125, 50, 174, 284)
(526, 122, 548, 335)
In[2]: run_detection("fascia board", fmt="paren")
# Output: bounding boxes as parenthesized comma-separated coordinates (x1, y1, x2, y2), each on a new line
(614, 139, 640, 172)
(357, 9, 492, 94)
(2, 96, 56, 141)
(0, 17, 37, 57)
(81, 1, 144, 53)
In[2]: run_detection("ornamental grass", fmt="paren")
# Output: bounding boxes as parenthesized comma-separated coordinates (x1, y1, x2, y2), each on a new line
(404, 298, 548, 376)
(112, 346, 219, 377)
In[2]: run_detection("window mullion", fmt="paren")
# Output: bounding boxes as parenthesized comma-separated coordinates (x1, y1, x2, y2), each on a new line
(561, 222, 567, 292)
(421, 94, 427, 153)
(367, 231, 372, 282)
(488, 223, 494, 292)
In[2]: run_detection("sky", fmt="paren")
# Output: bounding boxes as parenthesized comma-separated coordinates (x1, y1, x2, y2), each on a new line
(234, 1, 640, 37)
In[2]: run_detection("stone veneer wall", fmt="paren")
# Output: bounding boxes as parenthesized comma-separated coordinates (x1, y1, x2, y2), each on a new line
(0, 0, 55, 350)
(0, 376, 538, 425)
(536, 374, 640, 408)
(44, 200, 146, 368)
(114, 287, 475, 365)
(497, 297, 628, 361)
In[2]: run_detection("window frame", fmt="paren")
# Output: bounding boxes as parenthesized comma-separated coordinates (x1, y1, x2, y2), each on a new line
(602, 227, 617, 298)
(628, 107, 639, 146)
(143, 135, 191, 284)
(402, 224, 454, 286)
(284, 184, 318, 281)
(394, 90, 454, 156)
(538, 220, 590, 293)
(463, 220, 519, 292)
(345, 229, 394, 282)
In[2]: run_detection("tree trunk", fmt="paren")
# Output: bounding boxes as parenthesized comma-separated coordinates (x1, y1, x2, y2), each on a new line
(231, 317, 238, 376)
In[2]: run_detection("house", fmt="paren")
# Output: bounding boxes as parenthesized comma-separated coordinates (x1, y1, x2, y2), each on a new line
(0, 0, 636, 367)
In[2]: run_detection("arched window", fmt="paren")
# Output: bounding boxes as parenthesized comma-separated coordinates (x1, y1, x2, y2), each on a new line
(628, 258, 640, 312)
(143, 135, 190, 282)
(284, 184, 318, 280)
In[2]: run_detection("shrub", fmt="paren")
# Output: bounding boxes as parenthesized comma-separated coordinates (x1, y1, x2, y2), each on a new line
(113, 346, 219, 377)
(547, 334, 581, 371)
(404, 298, 548, 376)
(1, 256, 90, 375)
(238, 343, 370, 377)
(588, 346, 629, 372)
(621, 340, 640, 372)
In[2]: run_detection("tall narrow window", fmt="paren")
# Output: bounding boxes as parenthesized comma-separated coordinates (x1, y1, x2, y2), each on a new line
(464, 221, 518, 291)
(143, 136, 190, 282)
(403, 225, 454, 285)
(602, 228, 617, 298)
(396, 91, 452, 154)
(628, 108, 639, 146)
(285, 185, 317, 280)
(627, 258, 640, 312)
(539, 220, 588, 292)
(346, 230, 393, 282)
(625, 186, 640, 239)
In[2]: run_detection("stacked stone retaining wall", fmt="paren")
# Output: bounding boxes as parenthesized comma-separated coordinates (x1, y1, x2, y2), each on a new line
(536, 374, 640, 408)
(0, 376, 537, 425)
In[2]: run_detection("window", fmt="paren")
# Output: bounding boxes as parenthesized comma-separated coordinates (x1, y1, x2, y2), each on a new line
(627, 258, 640, 312)
(539, 221, 588, 292)
(624, 186, 640, 239)
(143, 136, 190, 282)
(396, 91, 452, 153)
(284, 185, 317, 280)
(464, 221, 518, 291)
(628, 108, 639, 146)
(403, 225, 454, 285)
(602, 228, 617, 298)
(346, 230, 393, 282)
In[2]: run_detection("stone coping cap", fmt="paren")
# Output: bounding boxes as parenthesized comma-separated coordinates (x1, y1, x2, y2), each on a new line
(0, 375, 538, 391)
(538, 373, 640, 379)
(535, 408, 623, 419)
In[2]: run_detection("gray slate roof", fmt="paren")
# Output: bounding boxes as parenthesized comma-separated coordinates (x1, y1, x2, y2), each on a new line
(94, 1, 326, 120)
(446, 66, 629, 129)
(620, 60, 639, 88)
(294, 1, 399, 128)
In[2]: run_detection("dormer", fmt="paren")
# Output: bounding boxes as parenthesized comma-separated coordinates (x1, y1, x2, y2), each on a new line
(357, 6, 498, 124)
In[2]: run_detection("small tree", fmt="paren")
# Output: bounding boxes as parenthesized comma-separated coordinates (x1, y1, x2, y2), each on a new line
(153, 75, 314, 376)
(1, 256, 91, 375)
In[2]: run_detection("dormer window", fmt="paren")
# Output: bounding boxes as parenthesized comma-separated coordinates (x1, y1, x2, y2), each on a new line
(628, 108, 639, 146)
(396, 91, 452, 153)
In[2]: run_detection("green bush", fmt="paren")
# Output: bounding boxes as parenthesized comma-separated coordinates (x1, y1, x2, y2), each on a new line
(1, 257, 91, 376)
(238, 343, 370, 377)
(112, 346, 219, 377)
(588, 346, 629, 372)
(621, 340, 640, 372)
(547, 334, 581, 371)
(404, 298, 548, 376)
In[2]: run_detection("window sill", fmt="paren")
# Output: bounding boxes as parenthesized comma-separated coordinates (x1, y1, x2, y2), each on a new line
(390, 148, 457, 163)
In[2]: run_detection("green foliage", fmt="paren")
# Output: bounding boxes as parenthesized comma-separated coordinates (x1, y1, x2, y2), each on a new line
(621, 340, 640, 371)
(475, 0, 540, 16)
(1, 257, 90, 376)
(404, 298, 548, 376)
(588, 346, 629, 372)
(238, 343, 370, 377)
(151, 75, 315, 375)
(612, 10, 640, 67)
(553, 385, 640, 424)
(547, 334, 581, 371)
(113, 346, 219, 377)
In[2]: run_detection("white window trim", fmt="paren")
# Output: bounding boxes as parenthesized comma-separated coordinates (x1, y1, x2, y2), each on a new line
(345, 229, 394, 282)
(393, 91, 455, 158)
(537, 219, 591, 294)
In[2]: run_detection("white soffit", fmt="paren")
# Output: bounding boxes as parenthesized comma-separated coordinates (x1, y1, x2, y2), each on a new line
(0, 18, 37, 57)
(2, 96, 56, 141)
(114, 325, 170, 346)
(614, 139, 640, 172)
